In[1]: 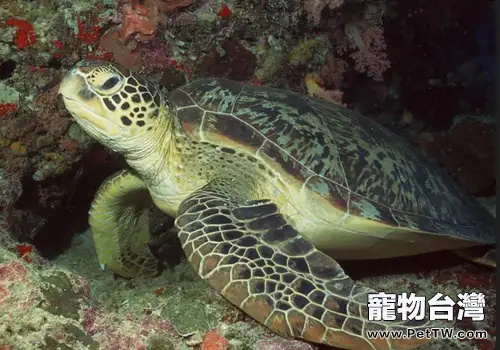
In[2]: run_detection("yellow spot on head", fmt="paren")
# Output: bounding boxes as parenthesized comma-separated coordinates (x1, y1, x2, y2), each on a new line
(0, 137, 12, 148)
(401, 109, 413, 124)
(9, 141, 26, 154)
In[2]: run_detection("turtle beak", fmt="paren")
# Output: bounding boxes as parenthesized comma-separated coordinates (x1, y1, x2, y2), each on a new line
(58, 68, 119, 137)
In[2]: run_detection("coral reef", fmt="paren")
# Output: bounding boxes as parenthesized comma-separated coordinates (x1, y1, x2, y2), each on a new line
(0, 169, 22, 231)
(0, 0, 495, 348)
(0, 227, 495, 349)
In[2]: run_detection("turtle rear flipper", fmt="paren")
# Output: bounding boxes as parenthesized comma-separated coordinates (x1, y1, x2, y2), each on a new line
(452, 246, 496, 268)
(174, 179, 435, 350)
(90, 169, 162, 278)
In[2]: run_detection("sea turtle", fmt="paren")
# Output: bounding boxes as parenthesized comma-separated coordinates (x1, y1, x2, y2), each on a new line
(59, 60, 495, 350)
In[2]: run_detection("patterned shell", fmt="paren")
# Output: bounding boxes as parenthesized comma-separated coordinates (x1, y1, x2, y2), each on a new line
(170, 79, 495, 244)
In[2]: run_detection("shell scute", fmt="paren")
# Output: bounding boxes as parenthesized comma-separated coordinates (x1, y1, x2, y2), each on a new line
(231, 85, 349, 187)
(302, 175, 349, 210)
(177, 79, 241, 113)
(255, 139, 315, 183)
(348, 193, 396, 226)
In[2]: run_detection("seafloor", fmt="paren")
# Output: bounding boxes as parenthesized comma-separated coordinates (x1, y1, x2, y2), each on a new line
(0, 0, 496, 349)
(0, 222, 496, 350)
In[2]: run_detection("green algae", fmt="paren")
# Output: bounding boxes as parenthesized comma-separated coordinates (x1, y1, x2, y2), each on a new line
(44, 324, 98, 350)
(54, 230, 229, 337)
(0, 81, 20, 104)
(145, 331, 176, 350)
(40, 271, 81, 320)
(220, 322, 265, 350)
(160, 291, 223, 335)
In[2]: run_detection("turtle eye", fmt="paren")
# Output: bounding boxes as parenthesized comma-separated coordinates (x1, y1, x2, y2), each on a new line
(101, 76, 120, 90)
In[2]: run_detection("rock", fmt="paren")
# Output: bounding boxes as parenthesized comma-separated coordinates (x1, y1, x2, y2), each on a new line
(413, 114, 495, 196)
(0, 253, 93, 349)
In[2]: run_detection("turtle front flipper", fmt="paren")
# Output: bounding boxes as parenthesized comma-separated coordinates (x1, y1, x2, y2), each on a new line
(90, 169, 161, 278)
(176, 181, 434, 350)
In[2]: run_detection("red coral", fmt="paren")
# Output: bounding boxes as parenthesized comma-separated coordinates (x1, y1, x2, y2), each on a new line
(201, 329, 228, 350)
(15, 244, 34, 263)
(51, 40, 64, 59)
(76, 16, 101, 45)
(0, 104, 17, 117)
(5, 19, 37, 49)
(217, 3, 232, 17)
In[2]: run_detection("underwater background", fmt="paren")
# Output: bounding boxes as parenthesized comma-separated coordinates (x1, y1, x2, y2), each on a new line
(0, 0, 496, 349)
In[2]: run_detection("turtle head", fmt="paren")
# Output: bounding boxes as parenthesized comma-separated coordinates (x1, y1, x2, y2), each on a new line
(59, 60, 165, 154)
